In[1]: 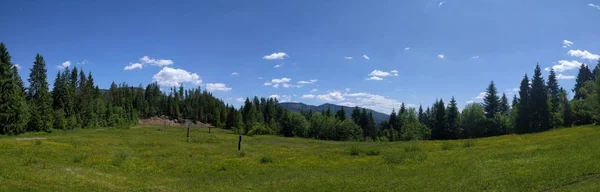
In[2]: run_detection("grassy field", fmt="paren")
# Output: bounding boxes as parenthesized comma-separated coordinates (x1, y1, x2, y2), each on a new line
(1, 125, 599, 191)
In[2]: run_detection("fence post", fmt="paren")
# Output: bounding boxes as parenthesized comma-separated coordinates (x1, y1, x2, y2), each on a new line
(238, 135, 242, 151)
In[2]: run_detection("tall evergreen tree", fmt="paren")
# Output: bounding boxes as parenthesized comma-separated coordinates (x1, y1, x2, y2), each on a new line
(499, 93, 509, 115)
(27, 54, 53, 132)
(560, 88, 572, 127)
(547, 68, 560, 113)
(417, 105, 425, 124)
(516, 74, 531, 133)
(483, 81, 500, 118)
(512, 94, 518, 108)
(431, 99, 446, 140)
(388, 108, 398, 130)
(445, 97, 461, 139)
(530, 64, 550, 132)
(0, 43, 29, 135)
(335, 106, 346, 121)
(573, 64, 593, 99)
(351, 107, 361, 125)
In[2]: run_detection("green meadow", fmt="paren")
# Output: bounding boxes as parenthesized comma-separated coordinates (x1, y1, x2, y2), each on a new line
(1, 125, 599, 191)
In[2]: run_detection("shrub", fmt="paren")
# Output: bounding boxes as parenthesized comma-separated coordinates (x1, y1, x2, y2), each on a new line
(441, 143, 455, 151)
(366, 149, 380, 156)
(260, 154, 273, 164)
(248, 122, 272, 136)
(349, 145, 360, 156)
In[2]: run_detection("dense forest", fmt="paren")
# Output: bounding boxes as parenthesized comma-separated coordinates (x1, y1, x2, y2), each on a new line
(1, 42, 600, 142)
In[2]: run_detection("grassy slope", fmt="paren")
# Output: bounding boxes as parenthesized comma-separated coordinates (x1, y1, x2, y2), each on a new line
(0, 125, 599, 191)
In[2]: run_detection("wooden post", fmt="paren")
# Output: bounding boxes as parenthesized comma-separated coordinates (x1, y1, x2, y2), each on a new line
(186, 125, 190, 142)
(238, 135, 242, 151)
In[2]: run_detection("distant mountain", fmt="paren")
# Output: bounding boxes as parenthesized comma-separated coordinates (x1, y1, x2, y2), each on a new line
(279, 102, 390, 123)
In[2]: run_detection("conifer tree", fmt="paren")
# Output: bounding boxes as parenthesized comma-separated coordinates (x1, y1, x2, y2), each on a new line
(431, 99, 446, 139)
(483, 81, 500, 118)
(530, 64, 550, 132)
(547, 68, 560, 113)
(512, 95, 518, 108)
(445, 97, 461, 139)
(27, 54, 53, 132)
(388, 108, 398, 130)
(516, 74, 531, 133)
(499, 93, 509, 115)
(560, 88, 572, 127)
(573, 64, 593, 99)
(0, 43, 29, 135)
(335, 106, 346, 121)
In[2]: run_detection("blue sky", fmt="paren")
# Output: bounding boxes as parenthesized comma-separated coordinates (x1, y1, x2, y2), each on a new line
(2, 0, 600, 114)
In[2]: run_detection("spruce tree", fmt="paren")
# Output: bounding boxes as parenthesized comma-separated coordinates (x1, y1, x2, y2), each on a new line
(335, 106, 346, 121)
(560, 88, 572, 127)
(547, 68, 560, 113)
(27, 54, 53, 132)
(530, 64, 550, 132)
(483, 81, 500, 118)
(445, 97, 461, 139)
(388, 108, 397, 130)
(0, 43, 29, 135)
(512, 95, 518, 108)
(499, 93, 509, 115)
(417, 105, 425, 123)
(573, 64, 592, 99)
(516, 75, 531, 133)
(432, 99, 446, 139)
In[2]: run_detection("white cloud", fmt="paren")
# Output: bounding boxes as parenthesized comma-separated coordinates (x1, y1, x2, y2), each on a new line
(264, 78, 295, 88)
(343, 92, 404, 114)
(140, 56, 174, 67)
(206, 83, 232, 92)
(472, 56, 479, 59)
(13, 64, 21, 70)
(273, 84, 280, 88)
(438, 1, 446, 7)
(301, 94, 315, 99)
(437, 54, 445, 59)
(345, 88, 351, 92)
(370, 70, 391, 77)
(344, 56, 353, 60)
(298, 79, 318, 84)
(404, 47, 410, 50)
(317, 91, 345, 102)
(390, 70, 398, 76)
(231, 72, 239, 76)
(466, 100, 475, 104)
(557, 74, 575, 80)
(271, 78, 291, 84)
(124, 63, 143, 70)
(310, 88, 318, 93)
(475, 92, 488, 99)
(589, 3, 600, 10)
(152, 67, 202, 87)
(269, 94, 291, 102)
(568, 49, 600, 61)
(563, 40, 574, 48)
(362, 55, 370, 60)
(365, 76, 384, 81)
(546, 60, 582, 72)
(58, 61, 71, 69)
(274, 64, 282, 68)
(263, 52, 288, 60)
(236, 97, 245, 102)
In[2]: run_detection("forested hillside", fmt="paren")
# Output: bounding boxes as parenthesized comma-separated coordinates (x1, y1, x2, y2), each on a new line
(279, 102, 390, 123)
(2, 42, 600, 142)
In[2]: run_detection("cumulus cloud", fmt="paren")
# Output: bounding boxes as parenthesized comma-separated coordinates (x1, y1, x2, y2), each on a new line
(437, 54, 445, 59)
(545, 60, 582, 72)
(310, 88, 318, 93)
(269, 94, 291, 102)
(206, 83, 232, 92)
(475, 92, 488, 99)
(264, 78, 294, 88)
(13, 64, 21, 70)
(344, 56, 353, 60)
(152, 67, 202, 87)
(366, 69, 398, 81)
(58, 61, 71, 69)
(317, 91, 345, 102)
(563, 40, 574, 48)
(362, 55, 370, 60)
(231, 72, 239, 76)
(263, 52, 288, 60)
(343, 92, 404, 114)
(568, 49, 600, 61)
(589, 3, 600, 10)
(557, 74, 575, 80)
(298, 79, 318, 84)
(140, 56, 174, 67)
(301, 94, 315, 99)
(124, 63, 143, 70)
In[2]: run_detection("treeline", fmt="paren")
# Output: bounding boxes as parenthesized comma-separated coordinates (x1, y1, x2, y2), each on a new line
(3, 41, 600, 142)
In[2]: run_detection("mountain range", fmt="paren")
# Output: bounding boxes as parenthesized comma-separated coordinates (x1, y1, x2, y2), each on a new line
(278, 102, 390, 123)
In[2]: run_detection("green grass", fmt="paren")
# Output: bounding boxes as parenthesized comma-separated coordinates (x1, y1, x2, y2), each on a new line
(1, 125, 600, 191)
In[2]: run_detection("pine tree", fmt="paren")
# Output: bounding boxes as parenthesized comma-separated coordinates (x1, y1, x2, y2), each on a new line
(573, 64, 593, 99)
(512, 94, 518, 108)
(351, 107, 361, 125)
(335, 106, 346, 121)
(516, 74, 531, 133)
(0, 43, 29, 135)
(445, 97, 461, 139)
(593, 61, 600, 80)
(388, 108, 398, 131)
(483, 81, 500, 118)
(547, 68, 560, 113)
(560, 88, 572, 127)
(431, 99, 446, 139)
(530, 64, 550, 132)
(27, 54, 53, 132)
(499, 93, 509, 115)
(418, 105, 425, 123)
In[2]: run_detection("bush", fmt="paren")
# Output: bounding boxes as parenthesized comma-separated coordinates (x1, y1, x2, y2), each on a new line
(441, 143, 455, 151)
(349, 145, 360, 156)
(366, 149, 380, 156)
(280, 112, 309, 137)
(247, 122, 272, 136)
(260, 154, 273, 163)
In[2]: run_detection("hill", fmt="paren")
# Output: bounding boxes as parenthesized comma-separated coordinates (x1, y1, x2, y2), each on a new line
(279, 102, 390, 123)
(1, 125, 599, 191)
